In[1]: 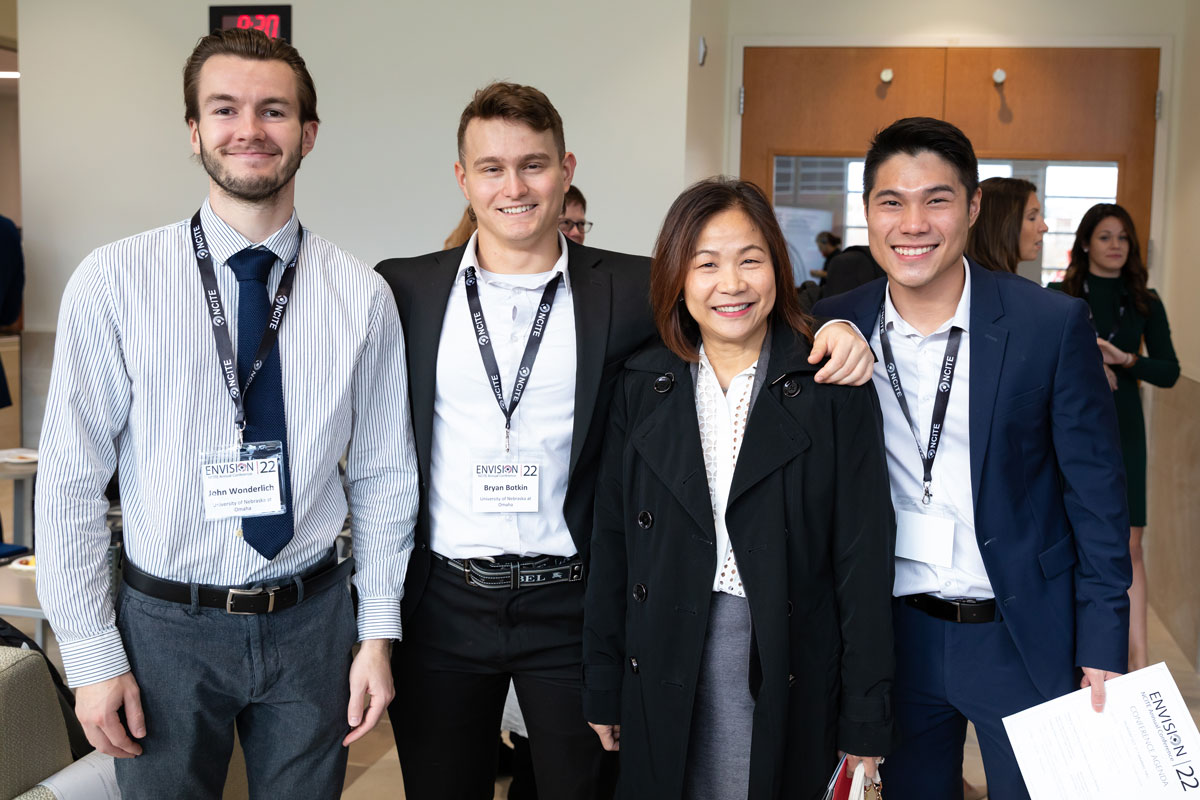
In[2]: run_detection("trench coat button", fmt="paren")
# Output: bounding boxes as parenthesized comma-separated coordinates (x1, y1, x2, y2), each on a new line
(653, 373, 674, 393)
(637, 510, 654, 529)
(782, 378, 800, 397)
(632, 583, 648, 602)
(630, 656, 640, 674)
(787, 601, 793, 617)
(788, 673, 797, 687)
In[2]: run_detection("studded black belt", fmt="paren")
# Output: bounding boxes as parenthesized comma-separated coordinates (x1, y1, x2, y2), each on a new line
(432, 551, 583, 590)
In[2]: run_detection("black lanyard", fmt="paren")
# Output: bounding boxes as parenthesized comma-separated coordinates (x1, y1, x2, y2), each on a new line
(463, 266, 561, 453)
(190, 210, 302, 438)
(1083, 279, 1126, 343)
(877, 305, 962, 505)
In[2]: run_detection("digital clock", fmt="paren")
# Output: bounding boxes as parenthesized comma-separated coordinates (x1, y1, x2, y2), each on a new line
(209, 6, 292, 42)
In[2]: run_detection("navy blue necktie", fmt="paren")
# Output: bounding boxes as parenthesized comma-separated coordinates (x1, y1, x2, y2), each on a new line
(228, 246, 294, 560)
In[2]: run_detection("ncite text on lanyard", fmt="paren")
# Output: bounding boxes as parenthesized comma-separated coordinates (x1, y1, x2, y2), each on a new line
(463, 266, 562, 454)
(190, 210, 303, 443)
(877, 305, 962, 505)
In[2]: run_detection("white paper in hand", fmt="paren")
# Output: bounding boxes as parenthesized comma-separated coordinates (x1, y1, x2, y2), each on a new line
(1003, 663, 1200, 798)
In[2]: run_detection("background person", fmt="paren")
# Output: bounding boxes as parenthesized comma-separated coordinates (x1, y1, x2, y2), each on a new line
(965, 177, 1049, 274)
(559, 184, 591, 245)
(583, 178, 894, 800)
(811, 229, 842, 281)
(445, 206, 477, 249)
(1049, 203, 1179, 671)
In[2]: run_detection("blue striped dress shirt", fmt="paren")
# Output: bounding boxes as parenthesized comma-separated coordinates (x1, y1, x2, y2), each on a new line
(36, 199, 419, 687)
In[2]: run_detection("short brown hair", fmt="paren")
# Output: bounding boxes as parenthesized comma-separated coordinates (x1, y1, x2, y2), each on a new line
(651, 177, 813, 362)
(565, 184, 587, 213)
(966, 177, 1037, 273)
(183, 29, 319, 125)
(457, 82, 565, 162)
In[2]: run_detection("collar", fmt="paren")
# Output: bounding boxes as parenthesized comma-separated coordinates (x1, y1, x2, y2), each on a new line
(199, 197, 302, 269)
(883, 256, 971, 337)
(697, 343, 759, 383)
(454, 230, 572, 292)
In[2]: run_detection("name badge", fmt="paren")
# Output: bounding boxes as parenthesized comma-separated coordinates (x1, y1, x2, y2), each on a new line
(201, 441, 287, 521)
(894, 497, 955, 569)
(472, 460, 540, 513)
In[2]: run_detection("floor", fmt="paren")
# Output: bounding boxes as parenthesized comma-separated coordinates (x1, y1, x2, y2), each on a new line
(8, 599, 1198, 799)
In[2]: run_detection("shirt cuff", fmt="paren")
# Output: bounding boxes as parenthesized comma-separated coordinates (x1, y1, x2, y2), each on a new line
(355, 596, 403, 642)
(59, 628, 131, 688)
(815, 318, 867, 342)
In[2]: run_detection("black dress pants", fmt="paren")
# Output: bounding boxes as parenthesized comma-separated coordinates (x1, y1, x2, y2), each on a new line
(389, 561, 617, 800)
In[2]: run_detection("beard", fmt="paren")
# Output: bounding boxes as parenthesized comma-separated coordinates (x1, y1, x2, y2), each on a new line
(198, 133, 303, 204)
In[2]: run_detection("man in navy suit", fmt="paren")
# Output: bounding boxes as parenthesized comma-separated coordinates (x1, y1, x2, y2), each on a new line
(815, 117, 1131, 800)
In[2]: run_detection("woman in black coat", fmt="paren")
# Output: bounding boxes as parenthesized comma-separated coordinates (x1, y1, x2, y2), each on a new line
(583, 178, 895, 800)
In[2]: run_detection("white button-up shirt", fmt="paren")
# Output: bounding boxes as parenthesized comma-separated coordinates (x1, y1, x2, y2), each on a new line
(872, 260, 993, 599)
(694, 347, 754, 597)
(428, 232, 579, 558)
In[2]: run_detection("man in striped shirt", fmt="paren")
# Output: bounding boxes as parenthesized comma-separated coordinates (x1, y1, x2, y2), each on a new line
(35, 29, 418, 797)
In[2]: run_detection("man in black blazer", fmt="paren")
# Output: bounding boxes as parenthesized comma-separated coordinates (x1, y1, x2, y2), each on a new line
(376, 82, 873, 799)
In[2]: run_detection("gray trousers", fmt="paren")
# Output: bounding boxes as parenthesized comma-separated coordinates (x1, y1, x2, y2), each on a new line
(683, 591, 756, 800)
(113, 574, 356, 799)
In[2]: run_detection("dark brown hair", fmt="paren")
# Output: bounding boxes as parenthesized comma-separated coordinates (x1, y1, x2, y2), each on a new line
(565, 184, 587, 213)
(864, 117, 978, 202)
(651, 177, 813, 362)
(457, 82, 565, 162)
(966, 177, 1038, 273)
(1062, 203, 1153, 316)
(183, 29, 319, 125)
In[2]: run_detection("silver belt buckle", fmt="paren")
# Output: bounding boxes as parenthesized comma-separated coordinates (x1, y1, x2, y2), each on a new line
(226, 586, 277, 614)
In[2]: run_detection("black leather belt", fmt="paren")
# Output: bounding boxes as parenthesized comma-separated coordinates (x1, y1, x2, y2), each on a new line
(432, 551, 583, 590)
(904, 593, 999, 623)
(122, 553, 354, 615)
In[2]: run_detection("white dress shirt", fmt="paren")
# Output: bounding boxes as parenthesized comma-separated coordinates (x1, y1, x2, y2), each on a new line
(694, 347, 753, 597)
(36, 199, 419, 686)
(871, 260, 993, 599)
(428, 231, 578, 558)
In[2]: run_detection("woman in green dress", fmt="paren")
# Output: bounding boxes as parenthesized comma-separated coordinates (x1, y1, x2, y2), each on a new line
(1049, 203, 1179, 671)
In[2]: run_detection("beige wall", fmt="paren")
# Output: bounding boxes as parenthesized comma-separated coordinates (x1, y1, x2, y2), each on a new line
(685, 0, 730, 185)
(18, 0, 692, 333)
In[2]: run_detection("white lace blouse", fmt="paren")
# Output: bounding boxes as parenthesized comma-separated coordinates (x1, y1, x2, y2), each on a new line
(694, 344, 757, 597)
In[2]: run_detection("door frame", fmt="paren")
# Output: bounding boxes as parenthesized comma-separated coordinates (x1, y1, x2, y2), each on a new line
(723, 34, 1174, 275)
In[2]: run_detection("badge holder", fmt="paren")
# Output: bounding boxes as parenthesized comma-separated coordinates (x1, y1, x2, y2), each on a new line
(200, 437, 287, 522)
(471, 449, 542, 514)
(894, 496, 956, 569)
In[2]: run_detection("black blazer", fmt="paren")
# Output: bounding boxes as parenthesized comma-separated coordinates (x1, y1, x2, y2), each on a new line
(375, 239, 654, 620)
(582, 321, 896, 800)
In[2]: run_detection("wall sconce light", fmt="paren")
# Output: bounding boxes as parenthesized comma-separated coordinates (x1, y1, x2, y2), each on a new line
(880, 68, 894, 84)
(993, 68, 1007, 85)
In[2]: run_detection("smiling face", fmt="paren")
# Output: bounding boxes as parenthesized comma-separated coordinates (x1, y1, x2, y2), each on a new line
(455, 117, 576, 254)
(1087, 216, 1130, 277)
(865, 150, 980, 298)
(189, 55, 316, 205)
(683, 208, 777, 355)
(1018, 191, 1050, 262)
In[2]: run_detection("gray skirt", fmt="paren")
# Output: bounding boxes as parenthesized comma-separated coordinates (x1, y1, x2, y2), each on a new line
(682, 591, 756, 800)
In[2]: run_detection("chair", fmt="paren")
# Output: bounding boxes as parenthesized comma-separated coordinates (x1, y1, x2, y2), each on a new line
(0, 646, 76, 798)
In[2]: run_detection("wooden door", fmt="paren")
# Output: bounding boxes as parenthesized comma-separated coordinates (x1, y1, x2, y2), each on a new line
(944, 47, 1159, 243)
(740, 47, 947, 194)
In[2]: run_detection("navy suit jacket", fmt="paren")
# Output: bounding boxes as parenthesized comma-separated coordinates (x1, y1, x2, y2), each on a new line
(815, 259, 1131, 699)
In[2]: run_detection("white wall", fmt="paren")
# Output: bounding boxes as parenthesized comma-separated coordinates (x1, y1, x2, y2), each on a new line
(684, 0, 730, 185)
(18, 0, 692, 332)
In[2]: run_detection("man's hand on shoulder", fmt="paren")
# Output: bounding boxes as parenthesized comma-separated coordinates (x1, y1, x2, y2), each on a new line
(811, 321, 873, 386)
(75, 671, 145, 758)
(343, 638, 395, 747)
(1080, 666, 1123, 713)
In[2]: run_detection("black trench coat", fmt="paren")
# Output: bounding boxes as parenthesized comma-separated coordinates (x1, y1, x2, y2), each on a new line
(583, 323, 896, 800)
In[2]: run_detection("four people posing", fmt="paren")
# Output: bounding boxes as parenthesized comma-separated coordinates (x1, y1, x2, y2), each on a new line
(33, 27, 1156, 800)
